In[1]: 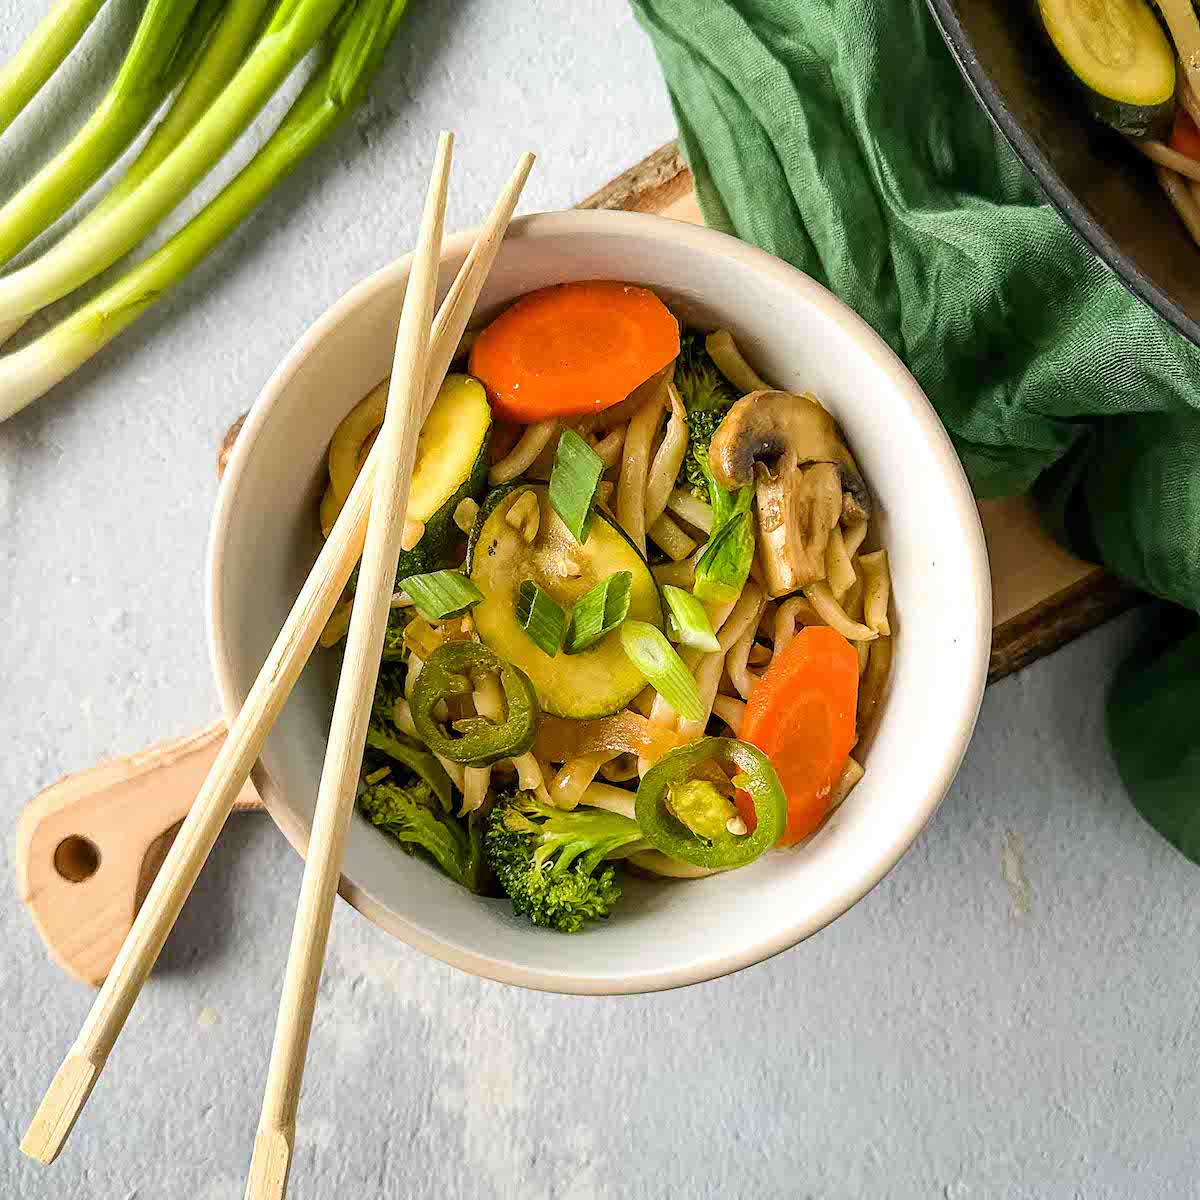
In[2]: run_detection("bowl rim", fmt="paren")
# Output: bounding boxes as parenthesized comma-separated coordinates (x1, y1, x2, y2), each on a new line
(207, 208, 992, 995)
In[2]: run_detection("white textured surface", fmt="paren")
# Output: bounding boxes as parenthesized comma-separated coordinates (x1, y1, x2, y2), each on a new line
(1, 3, 1196, 1198)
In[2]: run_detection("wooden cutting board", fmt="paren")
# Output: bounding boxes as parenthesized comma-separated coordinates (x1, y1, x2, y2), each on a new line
(17, 142, 1139, 986)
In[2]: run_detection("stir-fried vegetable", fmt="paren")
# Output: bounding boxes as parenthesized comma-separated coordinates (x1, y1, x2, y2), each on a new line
(1172, 109, 1200, 160)
(310, 309, 891, 931)
(563, 571, 632, 655)
(360, 776, 487, 894)
(468, 484, 664, 719)
(516, 580, 567, 657)
(468, 280, 680, 422)
(548, 428, 604, 543)
(693, 502, 754, 604)
(671, 332, 756, 602)
(620, 620, 705, 720)
(740, 625, 859, 845)
(661, 584, 720, 652)
(403, 570, 482, 621)
(367, 665, 456, 811)
(411, 641, 539, 767)
(635, 738, 787, 868)
(709, 389, 864, 599)
(485, 789, 649, 932)
(532, 710, 689, 765)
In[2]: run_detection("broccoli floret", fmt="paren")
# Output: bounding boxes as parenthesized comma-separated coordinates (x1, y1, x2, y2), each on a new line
(678, 406, 729, 499)
(359, 777, 486, 894)
(673, 331, 738, 499)
(675, 330, 738, 413)
(484, 790, 649, 933)
(371, 660, 405, 722)
(366, 662, 455, 812)
(381, 606, 411, 661)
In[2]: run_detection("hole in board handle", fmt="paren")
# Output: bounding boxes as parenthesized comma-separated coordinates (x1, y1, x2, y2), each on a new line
(54, 836, 101, 883)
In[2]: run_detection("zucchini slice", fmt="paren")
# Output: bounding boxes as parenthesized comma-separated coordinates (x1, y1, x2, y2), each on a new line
(1034, 0, 1176, 138)
(468, 485, 663, 719)
(320, 374, 491, 538)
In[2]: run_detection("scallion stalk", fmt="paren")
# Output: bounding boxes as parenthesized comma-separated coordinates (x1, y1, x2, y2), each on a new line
(564, 570, 632, 654)
(89, 0, 274, 221)
(0, 0, 411, 421)
(0, 0, 221, 269)
(619, 620, 705, 720)
(0, 0, 109, 139)
(516, 579, 566, 657)
(693, 510, 755, 604)
(402, 570, 483, 621)
(661, 584, 720, 652)
(548, 428, 604, 543)
(0, 0, 347, 328)
(0, 0, 273, 348)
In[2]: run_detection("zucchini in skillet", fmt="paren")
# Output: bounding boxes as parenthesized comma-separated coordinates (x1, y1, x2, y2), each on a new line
(1033, 0, 1176, 138)
(467, 484, 663, 719)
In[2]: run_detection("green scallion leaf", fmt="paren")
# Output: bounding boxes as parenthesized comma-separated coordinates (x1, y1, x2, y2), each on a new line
(548, 428, 604, 543)
(564, 570, 633, 654)
(661, 585, 720, 652)
(403, 570, 483, 621)
(516, 579, 566, 657)
(619, 620, 705, 721)
(693, 510, 755, 604)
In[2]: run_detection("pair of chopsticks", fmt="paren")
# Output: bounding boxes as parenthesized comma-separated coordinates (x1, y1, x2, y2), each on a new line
(22, 135, 535, 1199)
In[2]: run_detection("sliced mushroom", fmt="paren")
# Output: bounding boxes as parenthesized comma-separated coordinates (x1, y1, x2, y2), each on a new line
(709, 391, 871, 597)
(839, 465, 872, 524)
(709, 390, 846, 489)
(754, 460, 842, 594)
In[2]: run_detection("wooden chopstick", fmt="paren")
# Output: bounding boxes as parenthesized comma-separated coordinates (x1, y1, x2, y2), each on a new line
(20, 147, 535, 1169)
(243, 130, 453, 1200)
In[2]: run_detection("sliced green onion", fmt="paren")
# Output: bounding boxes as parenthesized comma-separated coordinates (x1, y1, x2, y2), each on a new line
(0, 0, 109, 139)
(564, 570, 632, 654)
(88, 0, 276, 223)
(0, 0, 274, 350)
(516, 579, 566, 657)
(0, 0, 411, 421)
(619, 620, 705, 721)
(708, 480, 751, 532)
(402, 570, 483, 621)
(693, 510, 755, 604)
(661, 585, 720, 652)
(0, 0, 347, 328)
(548, 428, 604, 543)
(0, 0, 220, 270)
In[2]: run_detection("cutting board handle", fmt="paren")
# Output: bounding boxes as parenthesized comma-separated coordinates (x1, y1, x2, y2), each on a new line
(16, 722, 262, 986)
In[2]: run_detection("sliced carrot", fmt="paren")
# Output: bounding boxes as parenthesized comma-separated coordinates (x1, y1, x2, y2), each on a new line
(1171, 110, 1200, 162)
(468, 280, 680, 423)
(739, 625, 859, 846)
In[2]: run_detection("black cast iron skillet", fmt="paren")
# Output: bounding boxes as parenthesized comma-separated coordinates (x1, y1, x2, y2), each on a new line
(927, 0, 1200, 346)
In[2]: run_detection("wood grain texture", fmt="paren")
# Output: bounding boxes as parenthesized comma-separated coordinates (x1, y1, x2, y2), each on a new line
(16, 721, 260, 987)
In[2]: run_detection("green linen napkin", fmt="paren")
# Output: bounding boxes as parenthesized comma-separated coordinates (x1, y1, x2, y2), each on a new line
(631, 0, 1200, 860)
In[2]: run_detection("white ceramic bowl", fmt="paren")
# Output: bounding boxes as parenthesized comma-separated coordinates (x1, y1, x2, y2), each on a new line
(208, 210, 990, 995)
